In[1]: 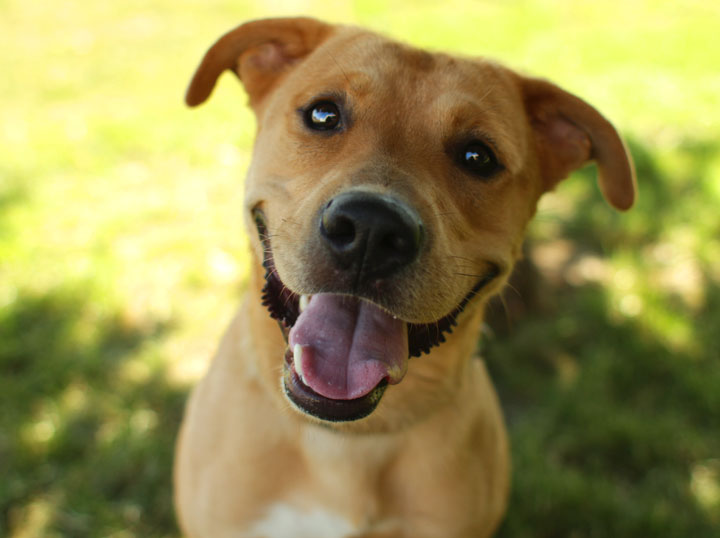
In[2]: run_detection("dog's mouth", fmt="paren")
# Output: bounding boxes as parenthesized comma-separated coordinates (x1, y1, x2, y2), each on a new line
(254, 210, 499, 422)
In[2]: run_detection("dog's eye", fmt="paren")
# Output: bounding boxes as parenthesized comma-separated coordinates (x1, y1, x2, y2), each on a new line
(460, 141, 501, 178)
(305, 101, 341, 131)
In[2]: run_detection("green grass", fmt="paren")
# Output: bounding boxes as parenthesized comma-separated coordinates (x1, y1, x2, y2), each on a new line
(1, 0, 719, 536)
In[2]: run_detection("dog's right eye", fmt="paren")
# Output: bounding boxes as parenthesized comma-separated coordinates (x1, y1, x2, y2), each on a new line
(458, 141, 502, 178)
(304, 101, 342, 131)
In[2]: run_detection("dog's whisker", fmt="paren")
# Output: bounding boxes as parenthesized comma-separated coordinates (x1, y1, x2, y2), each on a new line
(450, 262, 480, 271)
(279, 217, 301, 226)
(504, 280, 522, 299)
(432, 210, 461, 219)
(448, 255, 476, 262)
(493, 290, 513, 330)
(474, 82, 497, 106)
(325, 49, 352, 87)
(281, 287, 297, 309)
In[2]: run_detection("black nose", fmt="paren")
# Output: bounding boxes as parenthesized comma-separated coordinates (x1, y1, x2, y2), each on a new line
(320, 191, 423, 281)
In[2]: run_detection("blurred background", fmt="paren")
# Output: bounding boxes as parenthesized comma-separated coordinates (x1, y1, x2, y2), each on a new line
(1, 0, 718, 536)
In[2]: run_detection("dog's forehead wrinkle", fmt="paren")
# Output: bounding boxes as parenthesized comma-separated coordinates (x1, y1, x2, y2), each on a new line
(317, 46, 354, 88)
(311, 35, 447, 98)
(377, 40, 437, 71)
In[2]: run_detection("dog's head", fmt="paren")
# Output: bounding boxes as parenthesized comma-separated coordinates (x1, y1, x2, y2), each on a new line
(187, 17, 635, 425)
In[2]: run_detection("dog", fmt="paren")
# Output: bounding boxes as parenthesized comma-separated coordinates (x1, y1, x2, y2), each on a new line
(174, 17, 635, 538)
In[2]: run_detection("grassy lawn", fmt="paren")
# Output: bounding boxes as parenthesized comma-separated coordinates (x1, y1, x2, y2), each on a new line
(1, 0, 718, 536)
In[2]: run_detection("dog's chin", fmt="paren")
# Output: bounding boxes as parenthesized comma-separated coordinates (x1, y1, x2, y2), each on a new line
(253, 210, 499, 423)
(283, 345, 389, 422)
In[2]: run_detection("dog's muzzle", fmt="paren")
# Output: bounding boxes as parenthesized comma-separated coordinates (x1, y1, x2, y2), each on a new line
(254, 191, 499, 422)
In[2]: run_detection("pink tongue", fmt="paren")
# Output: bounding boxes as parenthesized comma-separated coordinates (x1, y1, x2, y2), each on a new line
(288, 294, 408, 400)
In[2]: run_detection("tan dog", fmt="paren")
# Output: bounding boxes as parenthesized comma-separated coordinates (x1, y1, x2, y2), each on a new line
(174, 17, 635, 538)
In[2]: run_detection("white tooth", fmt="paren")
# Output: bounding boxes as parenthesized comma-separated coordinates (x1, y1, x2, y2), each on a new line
(294, 344, 305, 382)
(299, 295, 310, 312)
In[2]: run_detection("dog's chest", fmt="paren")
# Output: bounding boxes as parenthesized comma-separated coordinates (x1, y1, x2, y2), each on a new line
(246, 502, 403, 538)
(244, 431, 401, 537)
(246, 503, 357, 538)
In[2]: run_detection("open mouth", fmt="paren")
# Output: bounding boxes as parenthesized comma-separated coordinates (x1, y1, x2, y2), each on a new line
(254, 210, 498, 422)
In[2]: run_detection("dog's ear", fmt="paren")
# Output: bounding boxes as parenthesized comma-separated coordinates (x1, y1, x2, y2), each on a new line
(185, 17, 333, 107)
(518, 76, 636, 210)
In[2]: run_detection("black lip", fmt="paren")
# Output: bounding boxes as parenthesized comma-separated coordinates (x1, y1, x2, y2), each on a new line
(252, 207, 500, 421)
(282, 348, 387, 422)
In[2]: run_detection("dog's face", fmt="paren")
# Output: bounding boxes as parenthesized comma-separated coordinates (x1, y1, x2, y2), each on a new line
(187, 18, 635, 424)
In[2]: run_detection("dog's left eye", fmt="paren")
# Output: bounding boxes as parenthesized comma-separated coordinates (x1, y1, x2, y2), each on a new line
(459, 141, 502, 178)
(304, 101, 342, 131)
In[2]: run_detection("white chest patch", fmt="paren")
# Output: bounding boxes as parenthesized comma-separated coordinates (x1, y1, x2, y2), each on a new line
(246, 503, 357, 538)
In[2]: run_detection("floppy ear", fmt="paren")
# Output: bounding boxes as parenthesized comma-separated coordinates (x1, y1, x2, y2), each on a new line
(185, 17, 333, 107)
(518, 76, 636, 210)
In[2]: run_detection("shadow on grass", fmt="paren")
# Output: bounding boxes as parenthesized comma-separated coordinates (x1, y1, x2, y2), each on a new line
(484, 135, 720, 537)
(0, 170, 29, 243)
(0, 288, 185, 537)
(2, 133, 718, 537)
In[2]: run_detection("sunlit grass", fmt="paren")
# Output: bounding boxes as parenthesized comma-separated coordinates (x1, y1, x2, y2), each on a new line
(2, 0, 719, 536)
